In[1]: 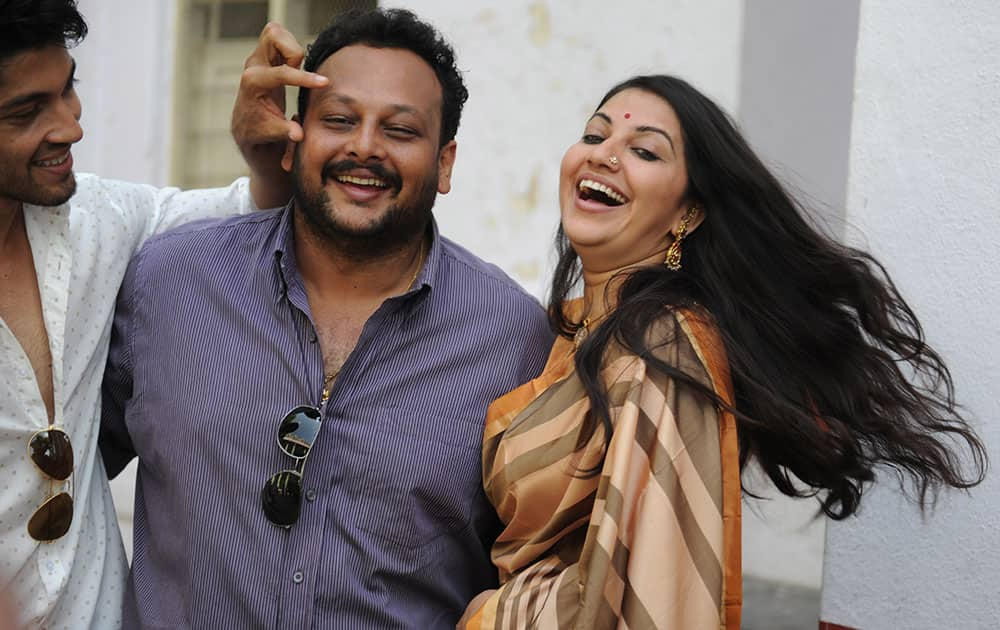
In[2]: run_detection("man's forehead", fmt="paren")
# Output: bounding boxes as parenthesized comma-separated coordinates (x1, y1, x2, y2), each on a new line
(312, 91, 422, 116)
(314, 45, 443, 112)
(0, 55, 20, 91)
(0, 46, 73, 98)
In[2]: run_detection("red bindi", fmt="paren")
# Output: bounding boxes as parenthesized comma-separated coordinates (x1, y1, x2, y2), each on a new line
(624, 113, 631, 119)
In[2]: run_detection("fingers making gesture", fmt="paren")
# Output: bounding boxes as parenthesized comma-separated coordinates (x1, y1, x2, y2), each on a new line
(231, 22, 327, 208)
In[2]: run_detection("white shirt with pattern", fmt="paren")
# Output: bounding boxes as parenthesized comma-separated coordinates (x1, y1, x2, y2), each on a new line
(0, 174, 255, 629)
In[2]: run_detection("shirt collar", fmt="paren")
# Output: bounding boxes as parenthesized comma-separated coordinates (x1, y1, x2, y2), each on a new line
(270, 204, 442, 315)
(270, 203, 298, 305)
(22, 199, 71, 234)
(411, 218, 442, 292)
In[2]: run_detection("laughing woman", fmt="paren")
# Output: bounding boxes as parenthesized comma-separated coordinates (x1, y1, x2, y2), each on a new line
(459, 75, 987, 630)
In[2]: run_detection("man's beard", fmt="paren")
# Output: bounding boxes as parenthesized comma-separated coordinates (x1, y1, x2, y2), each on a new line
(291, 153, 437, 259)
(0, 166, 76, 209)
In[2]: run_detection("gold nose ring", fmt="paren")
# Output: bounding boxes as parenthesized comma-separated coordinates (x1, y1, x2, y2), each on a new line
(609, 155, 619, 166)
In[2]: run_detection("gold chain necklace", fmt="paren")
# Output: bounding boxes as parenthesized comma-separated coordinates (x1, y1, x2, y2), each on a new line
(319, 368, 341, 406)
(573, 318, 591, 348)
(319, 239, 426, 405)
(404, 238, 426, 292)
(573, 308, 610, 348)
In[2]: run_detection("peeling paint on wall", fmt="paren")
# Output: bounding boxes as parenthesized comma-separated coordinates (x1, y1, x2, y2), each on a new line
(513, 260, 541, 284)
(509, 171, 541, 216)
(528, 1, 552, 47)
(593, 52, 607, 73)
(389, 0, 744, 301)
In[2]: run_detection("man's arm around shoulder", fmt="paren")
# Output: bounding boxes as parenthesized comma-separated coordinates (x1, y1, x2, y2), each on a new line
(99, 247, 144, 478)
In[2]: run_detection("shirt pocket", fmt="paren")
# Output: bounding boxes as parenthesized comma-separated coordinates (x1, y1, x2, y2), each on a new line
(342, 406, 487, 550)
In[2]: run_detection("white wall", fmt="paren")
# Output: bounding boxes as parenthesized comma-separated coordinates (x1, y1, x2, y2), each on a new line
(72, 0, 177, 186)
(820, 1, 1000, 627)
(388, 0, 745, 298)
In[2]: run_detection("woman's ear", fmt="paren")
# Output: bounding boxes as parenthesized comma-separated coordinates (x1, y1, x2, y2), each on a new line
(670, 203, 706, 237)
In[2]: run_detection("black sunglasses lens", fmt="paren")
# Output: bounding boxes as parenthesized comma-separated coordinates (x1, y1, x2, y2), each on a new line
(277, 406, 322, 458)
(262, 470, 302, 527)
(28, 492, 73, 541)
(29, 429, 74, 481)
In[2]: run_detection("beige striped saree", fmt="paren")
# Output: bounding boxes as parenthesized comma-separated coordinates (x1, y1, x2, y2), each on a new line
(465, 306, 741, 629)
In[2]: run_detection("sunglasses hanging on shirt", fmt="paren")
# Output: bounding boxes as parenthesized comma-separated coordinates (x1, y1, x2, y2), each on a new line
(261, 405, 323, 528)
(27, 426, 74, 541)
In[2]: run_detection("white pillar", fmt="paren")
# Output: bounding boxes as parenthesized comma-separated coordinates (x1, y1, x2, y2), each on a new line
(820, 1, 1000, 627)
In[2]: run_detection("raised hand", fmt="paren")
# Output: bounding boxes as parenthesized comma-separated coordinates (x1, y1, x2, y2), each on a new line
(232, 22, 328, 208)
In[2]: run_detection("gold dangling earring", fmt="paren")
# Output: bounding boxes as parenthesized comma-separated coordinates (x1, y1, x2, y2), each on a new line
(664, 206, 699, 271)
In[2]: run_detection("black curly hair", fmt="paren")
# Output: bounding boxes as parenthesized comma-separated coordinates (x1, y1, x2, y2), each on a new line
(0, 0, 87, 66)
(296, 8, 468, 147)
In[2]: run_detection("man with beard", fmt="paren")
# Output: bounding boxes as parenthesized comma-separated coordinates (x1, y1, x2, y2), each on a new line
(0, 1, 320, 627)
(100, 8, 552, 629)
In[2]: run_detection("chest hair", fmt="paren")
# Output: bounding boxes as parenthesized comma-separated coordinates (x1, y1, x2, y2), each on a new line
(312, 306, 371, 378)
(0, 236, 54, 421)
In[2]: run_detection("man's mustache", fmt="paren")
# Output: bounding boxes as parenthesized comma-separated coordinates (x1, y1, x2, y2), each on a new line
(322, 160, 403, 192)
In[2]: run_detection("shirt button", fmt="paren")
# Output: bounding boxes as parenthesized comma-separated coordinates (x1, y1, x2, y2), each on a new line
(292, 571, 304, 584)
(305, 489, 317, 502)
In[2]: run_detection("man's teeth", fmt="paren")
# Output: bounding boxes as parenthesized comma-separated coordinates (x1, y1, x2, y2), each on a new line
(35, 154, 69, 167)
(578, 179, 626, 204)
(337, 175, 388, 188)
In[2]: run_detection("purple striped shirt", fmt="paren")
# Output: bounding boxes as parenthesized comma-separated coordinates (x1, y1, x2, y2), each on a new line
(100, 206, 553, 629)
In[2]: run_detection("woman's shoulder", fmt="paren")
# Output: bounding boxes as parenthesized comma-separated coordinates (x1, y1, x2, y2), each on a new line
(618, 304, 728, 391)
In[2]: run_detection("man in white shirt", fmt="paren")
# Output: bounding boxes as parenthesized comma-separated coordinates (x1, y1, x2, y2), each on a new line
(0, 1, 318, 626)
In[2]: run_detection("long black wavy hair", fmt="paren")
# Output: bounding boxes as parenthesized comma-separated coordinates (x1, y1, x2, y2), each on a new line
(551, 75, 987, 519)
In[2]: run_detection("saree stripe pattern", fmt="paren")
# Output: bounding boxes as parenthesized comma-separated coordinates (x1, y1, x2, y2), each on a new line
(467, 308, 741, 629)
